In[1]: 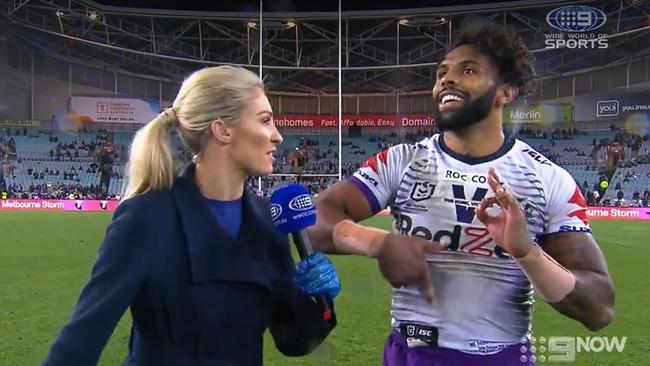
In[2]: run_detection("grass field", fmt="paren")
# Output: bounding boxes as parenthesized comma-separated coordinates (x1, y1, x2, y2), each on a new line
(0, 212, 648, 365)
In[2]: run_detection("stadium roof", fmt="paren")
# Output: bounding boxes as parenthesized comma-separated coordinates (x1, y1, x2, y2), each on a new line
(1, 0, 649, 94)
(95, 0, 519, 12)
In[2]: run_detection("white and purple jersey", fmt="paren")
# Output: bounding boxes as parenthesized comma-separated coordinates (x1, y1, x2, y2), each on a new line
(349, 134, 590, 355)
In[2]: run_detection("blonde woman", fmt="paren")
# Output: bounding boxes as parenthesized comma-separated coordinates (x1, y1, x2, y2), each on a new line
(44, 66, 340, 366)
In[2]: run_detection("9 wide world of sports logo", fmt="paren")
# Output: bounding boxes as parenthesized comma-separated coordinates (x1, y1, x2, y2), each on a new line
(544, 6, 609, 49)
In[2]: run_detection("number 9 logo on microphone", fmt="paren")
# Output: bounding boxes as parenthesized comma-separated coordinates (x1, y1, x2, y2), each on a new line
(289, 194, 315, 211)
(270, 204, 282, 221)
(270, 184, 317, 234)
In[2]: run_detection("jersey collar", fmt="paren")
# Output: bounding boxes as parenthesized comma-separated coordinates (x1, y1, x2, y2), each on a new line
(438, 133, 515, 165)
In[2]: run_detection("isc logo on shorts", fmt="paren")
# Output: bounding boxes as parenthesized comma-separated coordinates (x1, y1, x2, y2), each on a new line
(443, 169, 487, 184)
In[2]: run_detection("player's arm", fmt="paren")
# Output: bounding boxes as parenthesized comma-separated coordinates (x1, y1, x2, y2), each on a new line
(308, 148, 398, 255)
(540, 232, 615, 331)
(535, 165, 615, 331)
(309, 145, 438, 257)
(307, 180, 377, 254)
(477, 168, 615, 331)
(307, 147, 442, 302)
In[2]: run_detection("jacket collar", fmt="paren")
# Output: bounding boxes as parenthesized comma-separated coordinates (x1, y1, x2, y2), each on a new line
(171, 164, 287, 287)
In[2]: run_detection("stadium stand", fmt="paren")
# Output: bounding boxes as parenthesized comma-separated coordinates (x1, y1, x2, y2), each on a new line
(5, 124, 647, 207)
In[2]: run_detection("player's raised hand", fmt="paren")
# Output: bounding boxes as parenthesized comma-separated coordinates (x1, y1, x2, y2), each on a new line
(377, 234, 445, 304)
(475, 168, 534, 259)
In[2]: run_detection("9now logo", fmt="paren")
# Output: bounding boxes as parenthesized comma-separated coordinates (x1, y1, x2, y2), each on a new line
(288, 194, 315, 211)
(520, 336, 627, 363)
(546, 6, 607, 33)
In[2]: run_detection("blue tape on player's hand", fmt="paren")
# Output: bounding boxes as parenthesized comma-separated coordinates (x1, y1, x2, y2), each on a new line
(294, 252, 341, 303)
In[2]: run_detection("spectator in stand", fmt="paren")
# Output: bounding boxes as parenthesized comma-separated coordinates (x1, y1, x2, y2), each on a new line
(616, 190, 625, 206)
(640, 193, 648, 206)
(585, 189, 595, 206)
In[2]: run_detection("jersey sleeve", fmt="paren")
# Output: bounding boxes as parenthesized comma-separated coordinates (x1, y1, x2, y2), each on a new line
(544, 165, 592, 235)
(348, 144, 411, 215)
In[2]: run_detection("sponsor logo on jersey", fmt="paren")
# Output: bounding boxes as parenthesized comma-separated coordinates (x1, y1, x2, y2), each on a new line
(357, 170, 379, 187)
(395, 212, 510, 259)
(410, 181, 436, 202)
(442, 184, 489, 224)
(443, 169, 487, 184)
(402, 202, 430, 213)
(559, 225, 591, 233)
(419, 329, 433, 336)
(567, 185, 589, 225)
(522, 148, 552, 166)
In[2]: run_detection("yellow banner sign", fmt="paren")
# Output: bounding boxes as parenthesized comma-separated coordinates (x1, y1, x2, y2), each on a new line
(0, 119, 42, 127)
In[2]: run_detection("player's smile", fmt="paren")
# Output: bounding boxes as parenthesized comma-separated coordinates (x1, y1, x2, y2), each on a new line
(437, 88, 468, 112)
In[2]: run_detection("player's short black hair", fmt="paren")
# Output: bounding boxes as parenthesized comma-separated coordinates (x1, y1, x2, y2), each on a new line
(454, 22, 536, 98)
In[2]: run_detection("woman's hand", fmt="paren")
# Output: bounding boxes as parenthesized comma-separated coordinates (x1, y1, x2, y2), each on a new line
(293, 252, 341, 303)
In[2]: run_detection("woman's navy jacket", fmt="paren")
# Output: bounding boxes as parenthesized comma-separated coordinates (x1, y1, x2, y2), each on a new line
(43, 164, 336, 365)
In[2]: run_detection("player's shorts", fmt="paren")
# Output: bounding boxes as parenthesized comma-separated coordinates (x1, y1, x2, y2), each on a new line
(383, 329, 535, 366)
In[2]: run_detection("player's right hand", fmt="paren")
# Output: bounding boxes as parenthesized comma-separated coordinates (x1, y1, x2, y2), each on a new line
(376, 234, 445, 304)
(476, 168, 535, 259)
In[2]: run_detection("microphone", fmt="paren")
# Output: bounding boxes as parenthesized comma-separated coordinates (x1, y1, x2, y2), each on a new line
(270, 184, 332, 321)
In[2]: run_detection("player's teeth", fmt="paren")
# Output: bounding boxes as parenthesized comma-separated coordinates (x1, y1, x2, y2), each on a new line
(442, 95, 461, 104)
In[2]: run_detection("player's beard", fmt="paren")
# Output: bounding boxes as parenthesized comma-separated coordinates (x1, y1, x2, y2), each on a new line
(433, 84, 497, 133)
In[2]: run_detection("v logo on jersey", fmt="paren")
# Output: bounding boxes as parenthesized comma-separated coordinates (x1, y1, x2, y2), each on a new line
(410, 181, 436, 202)
(451, 184, 489, 223)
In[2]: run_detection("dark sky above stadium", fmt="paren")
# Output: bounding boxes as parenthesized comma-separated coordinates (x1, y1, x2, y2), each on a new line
(98, 0, 510, 12)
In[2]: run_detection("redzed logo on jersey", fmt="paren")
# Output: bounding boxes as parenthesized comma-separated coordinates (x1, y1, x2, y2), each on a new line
(361, 149, 389, 175)
(567, 186, 589, 225)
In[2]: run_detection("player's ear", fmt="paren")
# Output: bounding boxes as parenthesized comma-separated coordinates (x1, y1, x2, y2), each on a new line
(496, 85, 519, 107)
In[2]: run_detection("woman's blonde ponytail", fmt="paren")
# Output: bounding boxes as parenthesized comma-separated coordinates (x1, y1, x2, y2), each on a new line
(122, 65, 263, 200)
(122, 108, 177, 200)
